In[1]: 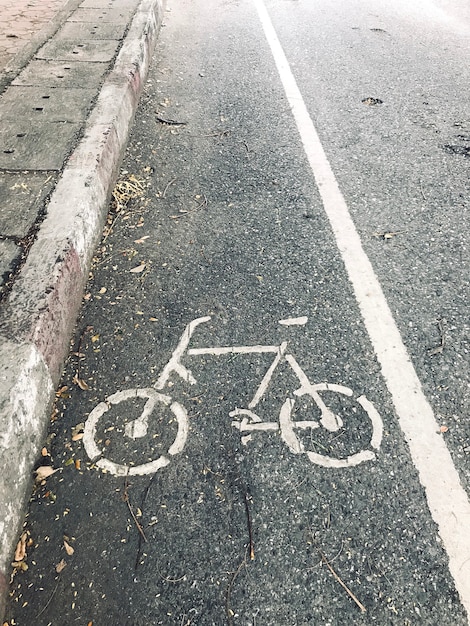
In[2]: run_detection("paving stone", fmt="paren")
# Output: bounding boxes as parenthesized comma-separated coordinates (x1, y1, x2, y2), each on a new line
(67, 7, 134, 23)
(0, 172, 57, 237)
(79, 0, 140, 8)
(0, 238, 21, 291)
(0, 121, 80, 170)
(35, 38, 119, 62)
(54, 20, 127, 40)
(0, 87, 96, 122)
(12, 59, 108, 87)
(0, 0, 70, 72)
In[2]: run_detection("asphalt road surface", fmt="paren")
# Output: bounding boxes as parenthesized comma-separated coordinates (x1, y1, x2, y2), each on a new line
(7, 0, 470, 624)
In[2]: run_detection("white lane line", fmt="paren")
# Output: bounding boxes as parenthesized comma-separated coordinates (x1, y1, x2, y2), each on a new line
(253, 0, 470, 618)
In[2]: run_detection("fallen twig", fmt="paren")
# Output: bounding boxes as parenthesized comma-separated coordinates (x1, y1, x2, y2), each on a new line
(135, 473, 159, 569)
(225, 557, 247, 626)
(317, 546, 366, 613)
(72, 326, 93, 390)
(169, 194, 207, 219)
(160, 572, 186, 583)
(155, 114, 187, 126)
(243, 493, 255, 561)
(371, 230, 402, 240)
(36, 581, 60, 618)
(123, 479, 148, 543)
(162, 177, 177, 198)
(95, 247, 134, 267)
(188, 130, 230, 138)
(419, 179, 427, 202)
(200, 246, 211, 264)
(102, 212, 121, 244)
(428, 319, 445, 355)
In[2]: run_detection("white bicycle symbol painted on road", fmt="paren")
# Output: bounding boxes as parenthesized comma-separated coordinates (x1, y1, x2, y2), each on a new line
(83, 316, 383, 476)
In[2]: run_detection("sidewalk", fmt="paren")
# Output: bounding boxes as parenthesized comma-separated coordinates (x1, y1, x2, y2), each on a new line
(0, 0, 71, 74)
(0, 0, 164, 617)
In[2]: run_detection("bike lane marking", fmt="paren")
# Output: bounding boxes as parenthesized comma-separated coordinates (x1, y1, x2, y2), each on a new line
(82, 388, 190, 476)
(253, 0, 470, 618)
(83, 311, 385, 475)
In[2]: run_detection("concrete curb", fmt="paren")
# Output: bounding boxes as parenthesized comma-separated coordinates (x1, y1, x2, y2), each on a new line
(0, 0, 164, 615)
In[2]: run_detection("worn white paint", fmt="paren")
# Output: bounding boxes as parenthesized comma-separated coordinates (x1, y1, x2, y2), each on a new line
(225, 340, 382, 465)
(277, 389, 380, 468)
(286, 354, 344, 432)
(279, 316, 308, 326)
(279, 398, 303, 453)
(156, 316, 211, 388)
(249, 342, 287, 408)
(84, 315, 383, 476)
(229, 408, 263, 423)
(252, 0, 470, 616)
(188, 345, 279, 356)
(83, 388, 188, 476)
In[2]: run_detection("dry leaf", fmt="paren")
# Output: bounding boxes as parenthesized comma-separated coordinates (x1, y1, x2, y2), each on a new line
(14, 533, 27, 562)
(71, 423, 85, 441)
(440, 425, 449, 433)
(372, 231, 401, 240)
(56, 385, 70, 399)
(75, 459, 81, 470)
(56, 559, 67, 573)
(64, 540, 75, 556)
(41, 447, 48, 457)
(91, 334, 100, 343)
(73, 376, 90, 390)
(362, 97, 383, 105)
(35, 466, 59, 481)
(134, 236, 150, 244)
(98, 287, 107, 294)
(130, 263, 146, 273)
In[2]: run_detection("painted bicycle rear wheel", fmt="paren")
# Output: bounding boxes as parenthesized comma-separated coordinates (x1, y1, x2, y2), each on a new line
(83, 388, 188, 476)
